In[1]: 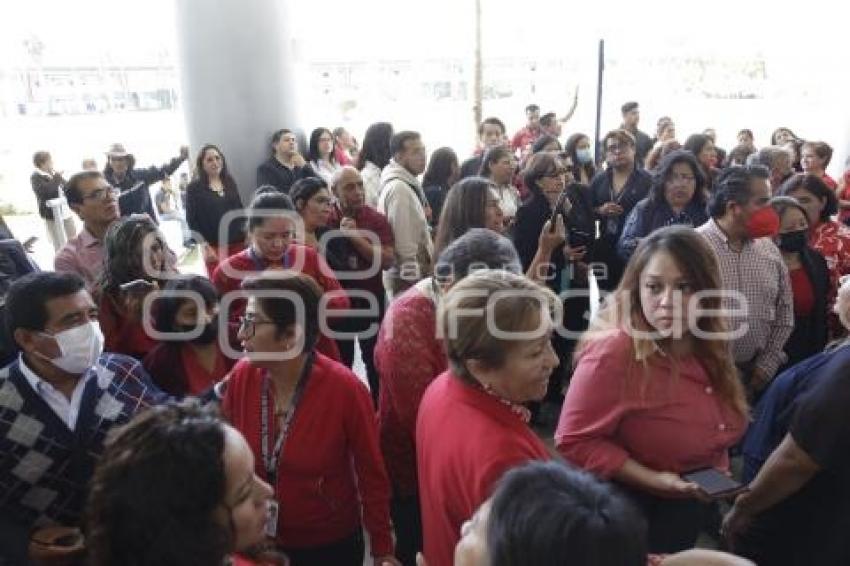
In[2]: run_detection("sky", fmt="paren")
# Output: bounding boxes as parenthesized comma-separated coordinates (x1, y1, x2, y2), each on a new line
(2, 0, 845, 66)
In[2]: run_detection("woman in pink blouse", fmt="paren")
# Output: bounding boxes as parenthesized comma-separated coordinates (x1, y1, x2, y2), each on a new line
(556, 225, 748, 553)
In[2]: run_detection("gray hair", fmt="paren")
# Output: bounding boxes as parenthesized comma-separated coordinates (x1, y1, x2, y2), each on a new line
(748, 146, 791, 169)
(330, 165, 360, 191)
(434, 228, 522, 285)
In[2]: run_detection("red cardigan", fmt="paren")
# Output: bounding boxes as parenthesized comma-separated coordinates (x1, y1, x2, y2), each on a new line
(221, 354, 394, 557)
(375, 285, 447, 497)
(212, 244, 349, 361)
(416, 371, 551, 566)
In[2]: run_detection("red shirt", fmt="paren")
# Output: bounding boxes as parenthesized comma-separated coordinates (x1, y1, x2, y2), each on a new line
(98, 293, 158, 359)
(839, 172, 850, 224)
(143, 342, 235, 397)
(555, 329, 746, 479)
(417, 372, 551, 566)
(221, 354, 394, 557)
(375, 285, 447, 497)
(510, 125, 539, 153)
(334, 145, 352, 166)
(326, 204, 394, 297)
(789, 267, 815, 317)
(822, 173, 837, 190)
(212, 244, 349, 361)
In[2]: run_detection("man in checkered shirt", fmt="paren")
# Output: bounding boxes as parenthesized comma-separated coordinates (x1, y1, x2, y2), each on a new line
(0, 272, 168, 563)
(697, 165, 794, 396)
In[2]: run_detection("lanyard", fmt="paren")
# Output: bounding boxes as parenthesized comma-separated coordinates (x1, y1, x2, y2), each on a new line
(260, 351, 315, 488)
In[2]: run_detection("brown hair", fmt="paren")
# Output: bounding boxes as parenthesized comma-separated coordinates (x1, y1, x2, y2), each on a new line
(801, 140, 833, 168)
(575, 225, 748, 416)
(602, 129, 636, 149)
(438, 269, 557, 383)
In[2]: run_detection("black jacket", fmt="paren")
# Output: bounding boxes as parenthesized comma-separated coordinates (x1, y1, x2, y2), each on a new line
(256, 157, 316, 194)
(30, 171, 66, 220)
(783, 247, 829, 369)
(104, 153, 186, 221)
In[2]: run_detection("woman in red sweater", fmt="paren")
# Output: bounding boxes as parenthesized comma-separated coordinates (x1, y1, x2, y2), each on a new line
(212, 191, 349, 361)
(143, 275, 236, 396)
(556, 226, 748, 553)
(416, 269, 559, 566)
(221, 273, 399, 566)
(375, 228, 524, 565)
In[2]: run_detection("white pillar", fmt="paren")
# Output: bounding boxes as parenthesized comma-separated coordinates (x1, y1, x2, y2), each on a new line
(174, 0, 302, 202)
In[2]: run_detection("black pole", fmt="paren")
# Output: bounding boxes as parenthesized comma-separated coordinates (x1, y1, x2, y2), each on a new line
(594, 39, 605, 166)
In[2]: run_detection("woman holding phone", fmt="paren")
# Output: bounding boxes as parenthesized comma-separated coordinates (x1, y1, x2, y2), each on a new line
(513, 152, 595, 410)
(556, 226, 748, 553)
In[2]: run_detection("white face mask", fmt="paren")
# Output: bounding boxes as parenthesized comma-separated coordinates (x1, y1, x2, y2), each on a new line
(39, 321, 105, 374)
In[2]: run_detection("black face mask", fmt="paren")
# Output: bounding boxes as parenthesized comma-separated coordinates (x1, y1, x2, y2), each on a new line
(177, 314, 219, 345)
(778, 229, 808, 253)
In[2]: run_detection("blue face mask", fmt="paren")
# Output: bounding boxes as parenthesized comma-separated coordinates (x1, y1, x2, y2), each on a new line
(576, 148, 593, 164)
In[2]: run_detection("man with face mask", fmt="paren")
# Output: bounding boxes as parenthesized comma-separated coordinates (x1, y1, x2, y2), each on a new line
(377, 131, 433, 298)
(697, 165, 794, 396)
(0, 272, 168, 563)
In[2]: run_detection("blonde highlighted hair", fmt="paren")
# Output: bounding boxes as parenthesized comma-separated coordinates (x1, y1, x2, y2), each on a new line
(575, 225, 748, 416)
(438, 269, 557, 383)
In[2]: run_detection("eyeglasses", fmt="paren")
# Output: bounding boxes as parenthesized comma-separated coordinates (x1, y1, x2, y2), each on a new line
(82, 186, 120, 201)
(605, 144, 631, 154)
(238, 313, 276, 339)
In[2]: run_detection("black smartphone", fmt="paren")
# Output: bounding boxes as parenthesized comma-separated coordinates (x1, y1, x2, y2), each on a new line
(682, 468, 745, 499)
(119, 279, 155, 294)
(569, 229, 592, 249)
(549, 191, 572, 232)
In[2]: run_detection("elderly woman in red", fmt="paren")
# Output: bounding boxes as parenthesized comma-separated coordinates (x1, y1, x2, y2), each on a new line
(212, 191, 349, 360)
(416, 269, 559, 566)
(221, 273, 399, 566)
(556, 225, 748, 554)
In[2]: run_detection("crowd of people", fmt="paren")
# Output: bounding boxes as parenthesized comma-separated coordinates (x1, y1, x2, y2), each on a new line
(1, 99, 849, 566)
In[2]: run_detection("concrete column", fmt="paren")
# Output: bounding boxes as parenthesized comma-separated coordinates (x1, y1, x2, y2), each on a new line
(174, 0, 302, 203)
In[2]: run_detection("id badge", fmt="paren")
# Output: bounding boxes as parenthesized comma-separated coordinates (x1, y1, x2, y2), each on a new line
(264, 500, 279, 538)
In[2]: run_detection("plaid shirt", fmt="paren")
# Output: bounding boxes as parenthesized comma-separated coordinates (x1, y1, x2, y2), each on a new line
(698, 219, 794, 378)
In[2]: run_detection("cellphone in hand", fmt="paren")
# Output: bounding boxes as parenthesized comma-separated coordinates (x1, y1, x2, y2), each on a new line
(549, 191, 573, 232)
(682, 468, 745, 499)
(119, 279, 155, 294)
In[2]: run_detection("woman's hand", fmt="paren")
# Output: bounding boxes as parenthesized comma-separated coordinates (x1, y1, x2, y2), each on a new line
(598, 202, 624, 216)
(564, 244, 587, 262)
(538, 216, 566, 255)
(653, 471, 708, 501)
